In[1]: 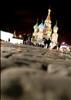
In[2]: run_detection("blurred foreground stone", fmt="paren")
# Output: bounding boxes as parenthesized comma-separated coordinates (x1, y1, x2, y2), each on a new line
(1, 41, 71, 100)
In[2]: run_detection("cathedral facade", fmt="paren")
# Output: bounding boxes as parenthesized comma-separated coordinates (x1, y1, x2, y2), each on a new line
(31, 8, 59, 49)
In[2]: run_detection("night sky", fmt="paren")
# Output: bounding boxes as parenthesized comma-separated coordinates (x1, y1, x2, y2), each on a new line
(0, 0, 71, 44)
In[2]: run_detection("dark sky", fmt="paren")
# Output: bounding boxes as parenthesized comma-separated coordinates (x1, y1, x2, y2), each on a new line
(0, 0, 71, 44)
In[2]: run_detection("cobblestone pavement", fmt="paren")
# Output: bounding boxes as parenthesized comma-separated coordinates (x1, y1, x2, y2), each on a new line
(1, 41, 71, 100)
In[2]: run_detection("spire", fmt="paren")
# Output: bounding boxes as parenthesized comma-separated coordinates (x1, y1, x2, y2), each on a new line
(48, 9, 51, 16)
(53, 20, 58, 32)
(13, 30, 16, 37)
(36, 18, 38, 24)
(44, 8, 51, 24)
(54, 20, 58, 28)
(47, 8, 51, 21)
(33, 19, 38, 30)
(55, 20, 58, 27)
(41, 18, 44, 24)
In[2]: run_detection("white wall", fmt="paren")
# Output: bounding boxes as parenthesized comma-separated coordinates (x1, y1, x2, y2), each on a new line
(0, 30, 23, 44)
(10, 38, 23, 44)
(0, 30, 13, 42)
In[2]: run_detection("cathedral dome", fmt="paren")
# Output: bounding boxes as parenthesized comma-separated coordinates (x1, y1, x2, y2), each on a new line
(33, 22, 38, 30)
(38, 23, 45, 29)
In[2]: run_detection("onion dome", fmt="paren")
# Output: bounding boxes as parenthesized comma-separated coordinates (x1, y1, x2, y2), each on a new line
(53, 21, 58, 32)
(38, 22, 45, 29)
(33, 22, 38, 30)
(33, 19, 39, 30)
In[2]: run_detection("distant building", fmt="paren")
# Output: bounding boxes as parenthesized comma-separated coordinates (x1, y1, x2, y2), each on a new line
(0, 30, 13, 42)
(0, 30, 23, 44)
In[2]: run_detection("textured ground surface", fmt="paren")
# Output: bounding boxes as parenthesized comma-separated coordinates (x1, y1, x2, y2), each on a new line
(1, 41, 71, 100)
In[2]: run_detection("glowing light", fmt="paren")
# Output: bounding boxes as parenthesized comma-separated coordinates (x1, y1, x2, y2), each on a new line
(19, 34, 22, 38)
(60, 42, 70, 52)
(62, 42, 65, 45)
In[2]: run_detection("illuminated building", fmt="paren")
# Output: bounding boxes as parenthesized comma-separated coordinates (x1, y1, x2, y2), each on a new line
(32, 8, 58, 47)
(0, 30, 23, 44)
